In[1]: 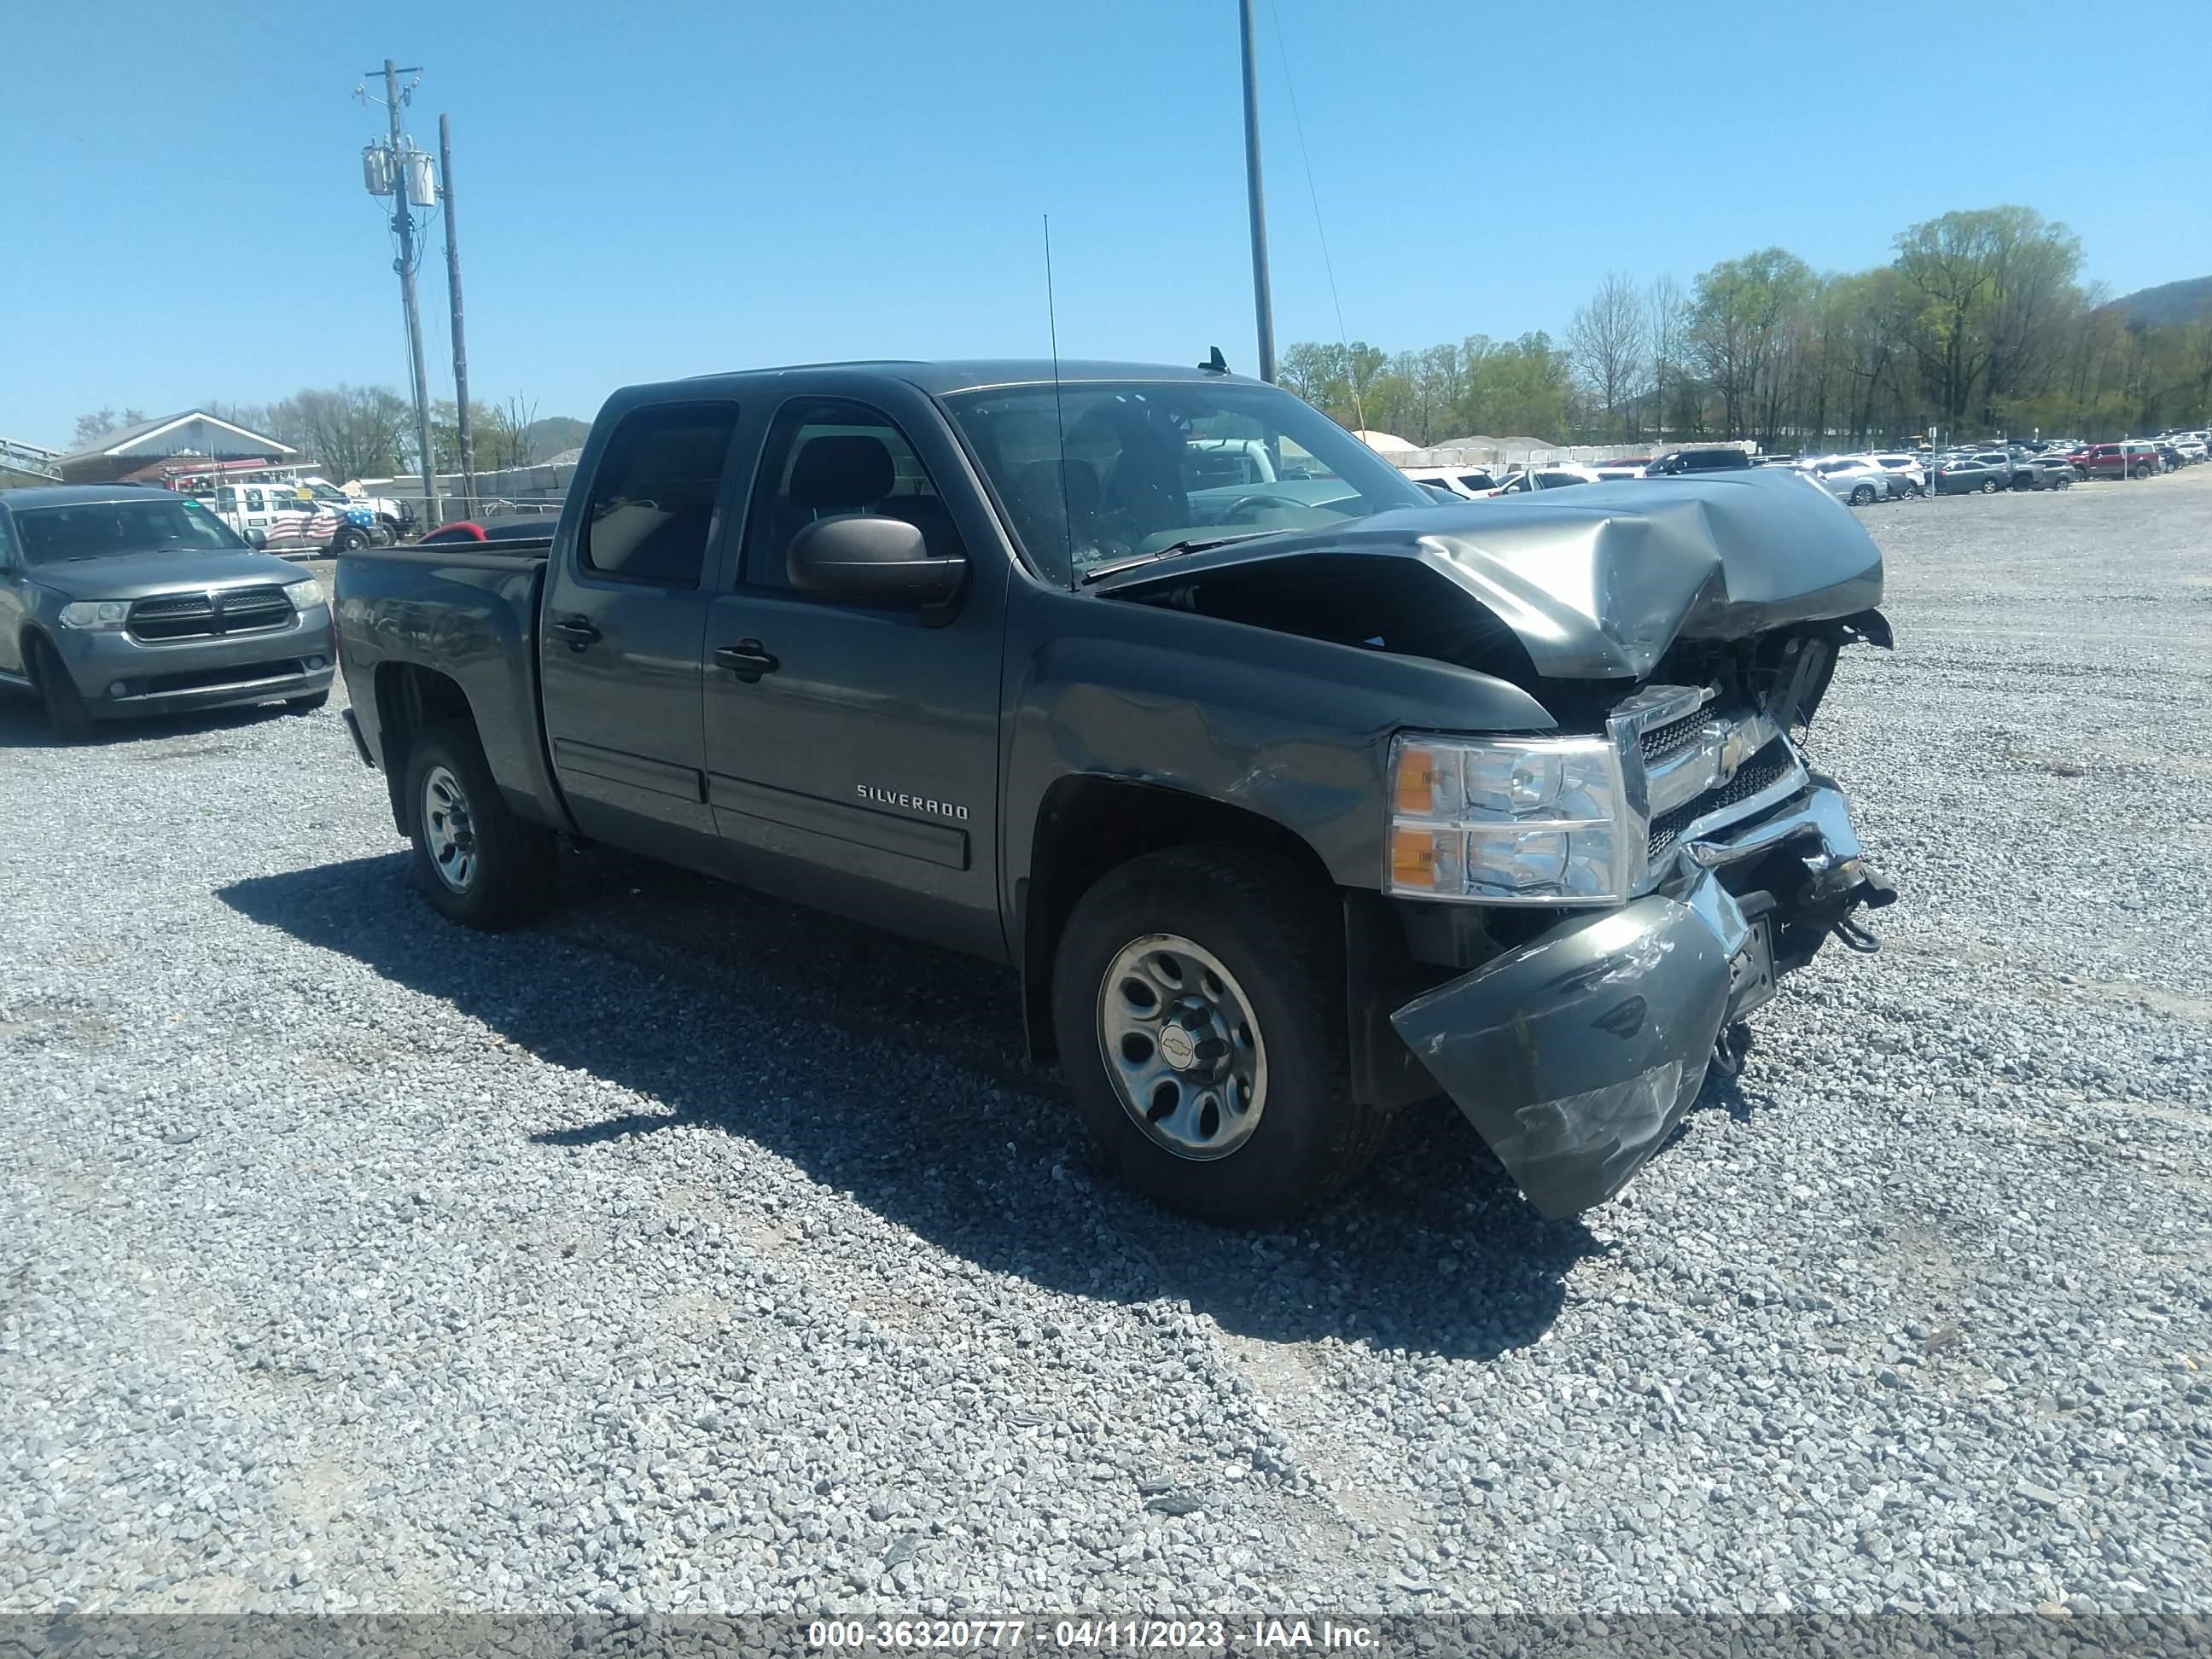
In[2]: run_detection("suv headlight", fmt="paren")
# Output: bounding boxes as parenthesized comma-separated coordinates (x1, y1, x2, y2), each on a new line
(57, 601, 130, 630)
(283, 574, 326, 609)
(1387, 732, 1633, 905)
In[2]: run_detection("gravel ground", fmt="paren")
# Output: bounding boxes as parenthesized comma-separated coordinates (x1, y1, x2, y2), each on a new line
(3, 474, 2209, 1619)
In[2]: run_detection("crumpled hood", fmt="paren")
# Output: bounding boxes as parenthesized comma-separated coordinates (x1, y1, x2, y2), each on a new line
(31, 548, 306, 602)
(1095, 465, 1883, 679)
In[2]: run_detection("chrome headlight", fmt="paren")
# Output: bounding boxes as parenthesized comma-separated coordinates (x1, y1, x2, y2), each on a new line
(1387, 732, 1632, 905)
(283, 574, 326, 609)
(57, 600, 130, 630)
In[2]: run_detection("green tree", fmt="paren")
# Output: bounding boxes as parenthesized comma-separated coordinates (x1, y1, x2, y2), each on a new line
(1690, 248, 1813, 440)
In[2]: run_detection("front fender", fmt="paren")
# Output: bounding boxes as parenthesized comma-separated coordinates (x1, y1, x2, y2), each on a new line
(1000, 582, 1555, 903)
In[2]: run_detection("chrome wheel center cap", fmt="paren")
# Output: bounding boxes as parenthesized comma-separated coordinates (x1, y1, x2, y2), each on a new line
(1157, 1025, 1197, 1072)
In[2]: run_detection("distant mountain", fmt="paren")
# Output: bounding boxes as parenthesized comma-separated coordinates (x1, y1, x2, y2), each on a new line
(2105, 276, 2212, 328)
(525, 416, 590, 464)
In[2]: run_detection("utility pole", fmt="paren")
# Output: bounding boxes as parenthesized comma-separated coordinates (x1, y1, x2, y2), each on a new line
(361, 59, 439, 528)
(1238, 0, 1276, 384)
(439, 114, 475, 519)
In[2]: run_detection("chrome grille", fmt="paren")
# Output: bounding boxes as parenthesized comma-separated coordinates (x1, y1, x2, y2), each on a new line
(1647, 742, 1794, 858)
(127, 585, 293, 642)
(1639, 711, 1707, 766)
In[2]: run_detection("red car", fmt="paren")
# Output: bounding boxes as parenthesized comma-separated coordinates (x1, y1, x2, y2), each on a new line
(2073, 444, 2158, 480)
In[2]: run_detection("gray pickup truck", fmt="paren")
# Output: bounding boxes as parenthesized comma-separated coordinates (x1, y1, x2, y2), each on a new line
(335, 358, 1895, 1225)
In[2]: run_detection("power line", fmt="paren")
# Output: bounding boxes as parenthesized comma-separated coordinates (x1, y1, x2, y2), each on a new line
(1268, 3, 1363, 428)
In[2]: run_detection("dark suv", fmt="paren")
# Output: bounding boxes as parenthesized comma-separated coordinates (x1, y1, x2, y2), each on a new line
(0, 485, 336, 737)
(1646, 448, 1754, 476)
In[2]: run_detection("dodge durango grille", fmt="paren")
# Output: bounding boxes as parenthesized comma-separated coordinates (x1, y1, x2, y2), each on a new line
(127, 585, 294, 643)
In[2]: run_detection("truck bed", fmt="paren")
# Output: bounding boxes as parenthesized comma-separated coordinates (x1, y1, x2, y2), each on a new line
(334, 542, 561, 832)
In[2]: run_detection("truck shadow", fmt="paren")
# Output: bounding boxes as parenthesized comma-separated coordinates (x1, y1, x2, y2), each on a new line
(219, 847, 1600, 1360)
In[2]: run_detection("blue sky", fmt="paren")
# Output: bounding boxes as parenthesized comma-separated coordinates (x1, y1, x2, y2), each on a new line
(5, 0, 2208, 448)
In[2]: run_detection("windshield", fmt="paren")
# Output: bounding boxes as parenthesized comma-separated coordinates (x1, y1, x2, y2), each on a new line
(14, 495, 247, 563)
(943, 379, 1429, 586)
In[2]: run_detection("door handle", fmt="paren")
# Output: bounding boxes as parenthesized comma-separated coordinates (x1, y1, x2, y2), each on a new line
(550, 614, 602, 650)
(713, 640, 779, 683)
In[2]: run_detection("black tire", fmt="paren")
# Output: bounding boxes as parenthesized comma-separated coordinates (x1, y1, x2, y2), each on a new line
(1051, 844, 1393, 1227)
(284, 689, 330, 713)
(402, 719, 557, 929)
(1848, 484, 1874, 505)
(26, 634, 94, 741)
(371, 519, 399, 547)
(1980, 478, 2000, 493)
(2131, 464, 2151, 480)
(330, 525, 368, 552)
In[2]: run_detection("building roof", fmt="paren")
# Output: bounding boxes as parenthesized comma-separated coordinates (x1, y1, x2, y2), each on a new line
(56, 410, 296, 464)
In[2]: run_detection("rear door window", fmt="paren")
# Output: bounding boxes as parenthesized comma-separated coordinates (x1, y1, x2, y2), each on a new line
(579, 403, 742, 587)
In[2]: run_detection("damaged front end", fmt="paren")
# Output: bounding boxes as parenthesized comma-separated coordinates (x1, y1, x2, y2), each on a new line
(1387, 649, 1897, 1220)
(1094, 466, 1899, 1218)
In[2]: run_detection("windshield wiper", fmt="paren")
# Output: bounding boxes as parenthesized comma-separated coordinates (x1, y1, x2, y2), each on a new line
(1077, 531, 1274, 585)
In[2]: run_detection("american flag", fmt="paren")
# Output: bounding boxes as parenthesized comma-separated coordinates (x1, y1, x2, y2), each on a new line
(264, 501, 344, 545)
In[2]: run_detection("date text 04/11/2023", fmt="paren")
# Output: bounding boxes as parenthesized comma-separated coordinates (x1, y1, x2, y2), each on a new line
(806, 1619, 1380, 1650)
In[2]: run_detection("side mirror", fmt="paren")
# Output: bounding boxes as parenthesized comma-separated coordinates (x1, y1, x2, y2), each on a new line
(244, 528, 269, 550)
(787, 514, 963, 607)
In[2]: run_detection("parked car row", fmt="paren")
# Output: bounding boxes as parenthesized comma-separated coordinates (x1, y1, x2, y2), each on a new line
(1399, 428, 2208, 510)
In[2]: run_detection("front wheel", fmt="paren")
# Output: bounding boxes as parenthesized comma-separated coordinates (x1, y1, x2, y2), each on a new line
(1051, 845, 1393, 1226)
(27, 635, 95, 741)
(403, 720, 557, 929)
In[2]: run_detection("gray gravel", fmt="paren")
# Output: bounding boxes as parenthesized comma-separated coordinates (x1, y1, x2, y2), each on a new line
(3, 474, 2209, 1618)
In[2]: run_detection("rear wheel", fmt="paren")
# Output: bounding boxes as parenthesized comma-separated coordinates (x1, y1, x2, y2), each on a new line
(330, 524, 368, 552)
(1051, 845, 1393, 1226)
(403, 719, 557, 928)
(1980, 477, 2000, 493)
(2131, 463, 2151, 480)
(1848, 484, 1874, 505)
(26, 635, 94, 741)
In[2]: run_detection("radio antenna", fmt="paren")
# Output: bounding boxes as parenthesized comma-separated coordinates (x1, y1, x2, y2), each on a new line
(1045, 213, 1076, 590)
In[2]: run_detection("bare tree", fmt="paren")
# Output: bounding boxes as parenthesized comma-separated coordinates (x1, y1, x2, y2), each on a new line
(70, 408, 147, 446)
(268, 386, 410, 484)
(1567, 272, 1647, 439)
(1645, 275, 1691, 439)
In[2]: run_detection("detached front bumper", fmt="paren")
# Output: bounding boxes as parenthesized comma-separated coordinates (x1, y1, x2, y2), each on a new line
(1389, 777, 1891, 1220)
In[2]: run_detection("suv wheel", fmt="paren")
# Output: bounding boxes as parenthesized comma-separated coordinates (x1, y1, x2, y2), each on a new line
(403, 719, 557, 928)
(26, 634, 94, 741)
(1848, 484, 1874, 505)
(1980, 477, 2000, 493)
(1051, 845, 1394, 1226)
